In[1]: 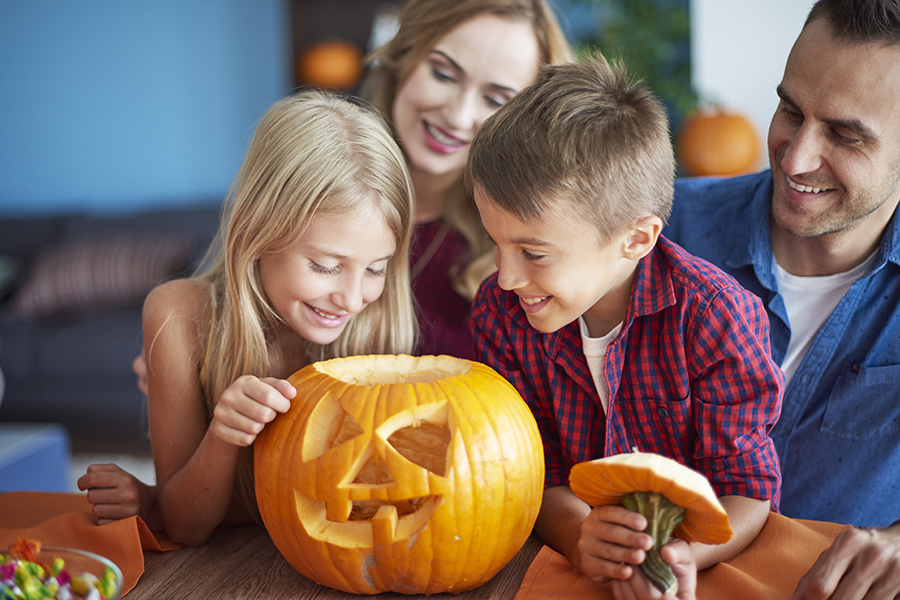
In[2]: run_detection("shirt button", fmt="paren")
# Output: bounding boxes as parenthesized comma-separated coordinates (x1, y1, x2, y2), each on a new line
(657, 408, 669, 419)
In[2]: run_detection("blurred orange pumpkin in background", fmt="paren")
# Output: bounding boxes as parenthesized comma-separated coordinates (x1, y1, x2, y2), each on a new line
(296, 39, 363, 91)
(677, 108, 760, 177)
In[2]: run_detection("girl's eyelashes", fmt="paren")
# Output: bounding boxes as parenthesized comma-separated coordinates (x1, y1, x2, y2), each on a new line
(309, 261, 338, 275)
(310, 261, 388, 277)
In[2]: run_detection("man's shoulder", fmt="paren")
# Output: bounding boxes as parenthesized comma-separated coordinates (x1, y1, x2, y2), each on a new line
(671, 171, 770, 223)
(665, 170, 772, 266)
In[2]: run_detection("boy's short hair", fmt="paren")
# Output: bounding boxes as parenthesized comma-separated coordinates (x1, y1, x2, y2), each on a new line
(467, 54, 674, 245)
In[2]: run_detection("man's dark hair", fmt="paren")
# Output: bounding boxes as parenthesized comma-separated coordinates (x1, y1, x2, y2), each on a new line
(806, 0, 900, 44)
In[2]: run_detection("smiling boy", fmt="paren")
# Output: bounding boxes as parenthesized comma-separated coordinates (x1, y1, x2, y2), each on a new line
(467, 56, 784, 595)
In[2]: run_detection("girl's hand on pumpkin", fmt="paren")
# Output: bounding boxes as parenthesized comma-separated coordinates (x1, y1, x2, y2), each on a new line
(578, 504, 654, 583)
(212, 375, 296, 447)
(610, 538, 696, 600)
(789, 524, 900, 600)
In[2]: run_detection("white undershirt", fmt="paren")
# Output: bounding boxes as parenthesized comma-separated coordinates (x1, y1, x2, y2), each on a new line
(775, 252, 876, 385)
(579, 316, 623, 414)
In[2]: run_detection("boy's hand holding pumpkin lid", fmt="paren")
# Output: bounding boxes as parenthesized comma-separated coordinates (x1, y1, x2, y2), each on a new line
(569, 450, 733, 594)
(570, 450, 733, 544)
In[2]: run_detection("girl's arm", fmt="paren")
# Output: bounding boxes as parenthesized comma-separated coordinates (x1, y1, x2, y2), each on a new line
(143, 279, 294, 546)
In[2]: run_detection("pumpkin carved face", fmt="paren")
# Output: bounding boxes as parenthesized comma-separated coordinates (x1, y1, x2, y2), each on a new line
(254, 355, 544, 595)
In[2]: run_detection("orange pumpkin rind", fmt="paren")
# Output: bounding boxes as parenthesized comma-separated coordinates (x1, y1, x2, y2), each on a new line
(255, 354, 545, 595)
(569, 451, 733, 545)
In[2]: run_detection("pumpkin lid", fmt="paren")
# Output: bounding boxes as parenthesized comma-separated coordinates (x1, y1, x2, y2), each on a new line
(569, 451, 733, 545)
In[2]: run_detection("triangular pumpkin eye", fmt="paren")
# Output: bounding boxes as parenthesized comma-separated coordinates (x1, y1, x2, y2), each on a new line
(301, 391, 365, 462)
(387, 421, 451, 476)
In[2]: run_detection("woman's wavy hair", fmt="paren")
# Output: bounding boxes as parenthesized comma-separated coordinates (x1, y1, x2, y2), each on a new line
(361, 0, 572, 298)
(198, 90, 416, 516)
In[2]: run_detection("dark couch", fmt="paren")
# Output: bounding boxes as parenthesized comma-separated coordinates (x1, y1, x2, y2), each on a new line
(0, 203, 222, 448)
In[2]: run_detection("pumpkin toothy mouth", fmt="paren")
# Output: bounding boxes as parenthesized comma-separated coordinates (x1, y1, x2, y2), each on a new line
(294, 490, 441, 546)
(349, 496, 436, 520)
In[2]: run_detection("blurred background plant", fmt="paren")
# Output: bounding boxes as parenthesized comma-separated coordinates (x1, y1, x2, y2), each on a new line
(556, 0, 698, 130)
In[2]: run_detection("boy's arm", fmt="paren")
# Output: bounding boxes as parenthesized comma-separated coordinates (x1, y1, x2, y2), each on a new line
(692, 495, 769, 569)
(689, 286, 783, 488)
(687, 284, 783, 562)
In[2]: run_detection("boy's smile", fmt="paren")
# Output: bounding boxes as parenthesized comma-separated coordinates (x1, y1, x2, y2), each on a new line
(474, 186, 640, 337)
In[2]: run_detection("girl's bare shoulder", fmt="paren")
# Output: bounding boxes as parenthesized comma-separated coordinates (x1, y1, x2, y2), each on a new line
(143, 278, 213, 339)
(145, 278, 211, 317)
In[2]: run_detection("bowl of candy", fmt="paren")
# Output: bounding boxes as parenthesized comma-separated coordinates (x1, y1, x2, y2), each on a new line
(1, 538, 122, 600)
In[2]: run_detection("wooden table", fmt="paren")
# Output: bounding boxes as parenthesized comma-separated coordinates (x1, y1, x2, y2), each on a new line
(128, 524, 543, 599)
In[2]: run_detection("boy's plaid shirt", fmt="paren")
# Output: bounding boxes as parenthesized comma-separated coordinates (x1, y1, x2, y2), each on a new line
(472, 236, 784, 507)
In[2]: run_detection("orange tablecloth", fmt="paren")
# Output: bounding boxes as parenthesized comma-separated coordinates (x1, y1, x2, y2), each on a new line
(0, 492, 180, 596)
(515, 512, 851, 600)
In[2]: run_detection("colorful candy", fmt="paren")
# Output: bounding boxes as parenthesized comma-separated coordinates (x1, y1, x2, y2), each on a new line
(0, 539, 118, 600)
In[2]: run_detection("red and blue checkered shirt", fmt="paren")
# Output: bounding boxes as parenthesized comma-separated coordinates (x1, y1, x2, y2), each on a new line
(472, 235, 784, 506)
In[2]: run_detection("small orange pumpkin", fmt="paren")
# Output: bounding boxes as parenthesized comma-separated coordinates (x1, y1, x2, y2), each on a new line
(677, 108, 760, 177)
(254, 354, 544, 595)
(296, 39, 363, 91)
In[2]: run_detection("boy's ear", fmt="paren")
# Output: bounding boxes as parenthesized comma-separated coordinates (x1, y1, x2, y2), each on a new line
(621, 215, 663, 260)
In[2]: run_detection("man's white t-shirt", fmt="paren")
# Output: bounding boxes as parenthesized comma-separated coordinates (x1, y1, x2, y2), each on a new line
(578, 316, 623, 414)
(775, 252, 876, 384)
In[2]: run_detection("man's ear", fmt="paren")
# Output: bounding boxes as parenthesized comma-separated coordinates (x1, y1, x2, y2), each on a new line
(621, 215, 663, 260)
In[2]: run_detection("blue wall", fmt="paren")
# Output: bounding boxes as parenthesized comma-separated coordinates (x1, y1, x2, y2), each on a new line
(0, 1, 291, 216)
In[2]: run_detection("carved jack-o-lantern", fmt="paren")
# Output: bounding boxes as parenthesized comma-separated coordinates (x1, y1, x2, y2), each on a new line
(254, 354, 544, 595)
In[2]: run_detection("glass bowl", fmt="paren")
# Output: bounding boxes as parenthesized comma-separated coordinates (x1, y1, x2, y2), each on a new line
(0, 546, 123, 599)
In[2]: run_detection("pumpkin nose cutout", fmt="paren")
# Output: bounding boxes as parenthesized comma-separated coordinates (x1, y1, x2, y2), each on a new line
(350, 421, 452, 487)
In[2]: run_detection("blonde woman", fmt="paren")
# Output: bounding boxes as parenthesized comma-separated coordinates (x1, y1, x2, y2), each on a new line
(362, 0, 572, 358)
(80, 90, 416, 545)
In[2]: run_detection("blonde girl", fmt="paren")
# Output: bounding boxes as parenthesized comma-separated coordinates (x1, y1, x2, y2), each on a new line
(82, 90, 416, 546)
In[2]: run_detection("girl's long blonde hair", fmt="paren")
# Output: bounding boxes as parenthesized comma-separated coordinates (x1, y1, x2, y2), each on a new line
(199, 90, 416, 516)
(361, 0, 572, 298)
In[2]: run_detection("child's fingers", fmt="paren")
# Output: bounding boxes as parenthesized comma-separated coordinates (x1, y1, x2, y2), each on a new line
(578, 504, 656, 583)
(92, 502, 138, 522)
(611, 578, 643, 600)
(213, 376, 296, 445)
(85, 486, 139, 508)
(660, 539, 693, 566)
(597, 504, 650, 534)
(84, 463, 121, 474)
(236, 376, 292, 414)
(578, 539, 642, 581)
(660, 540, 697, 600)
(584, 505, 654, 551)
(211, 417, 262, 447)
(264, 378, 297, 404)
(615, 568, 666, 600)
(77, 468, 125, 491)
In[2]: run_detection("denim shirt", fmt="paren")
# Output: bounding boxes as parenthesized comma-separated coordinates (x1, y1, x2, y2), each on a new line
(667, 170, 900, 527)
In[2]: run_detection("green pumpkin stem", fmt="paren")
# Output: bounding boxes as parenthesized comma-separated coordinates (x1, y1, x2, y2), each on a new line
(622, 491, 686, 594)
